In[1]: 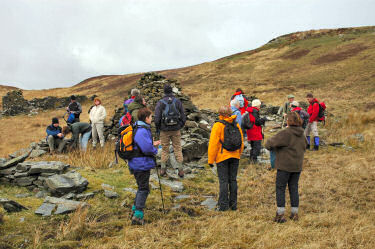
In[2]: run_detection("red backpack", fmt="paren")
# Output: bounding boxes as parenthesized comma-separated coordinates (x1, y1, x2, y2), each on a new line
(120, 112, 132, 127)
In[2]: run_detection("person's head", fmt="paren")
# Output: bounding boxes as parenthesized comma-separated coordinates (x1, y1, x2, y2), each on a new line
(52, 117, 59, 127)
(94, 98, 101, 106)
(138, 108, 153, 124)
(287, 112, 303, 127)
(164, 84, 173, 94)
(287, 94, 295, 103)
(306, 93, 314, 103)
(131, 88, 140, 97)
(62, 126, 71, 136)
(218, 106, 232, 118)
(134, 95, 146, 106)
(70, 95, 76, 102)
(230, 99, 240, 109)
(236, 88, 243, 94)
(252, 99, 261, 108)
(291, 101, 299, 108)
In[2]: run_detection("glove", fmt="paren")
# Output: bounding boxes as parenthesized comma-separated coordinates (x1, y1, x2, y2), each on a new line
(209, 164, 214, 168)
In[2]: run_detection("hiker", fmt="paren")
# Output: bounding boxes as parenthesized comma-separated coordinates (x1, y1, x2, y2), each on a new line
(124, 88, 140, 113)
(66, 95, 82, 124)
(290, 101, 310, 129)
(154, 84, 186, 178)
(265, 112, 307, 223)
(128, 108, 160, 225)
(128, 95, 146, 124)
(208, 106, 244, 211)
(46, 117, 67, 154)
(306, 93, 322, 150)
(245, 99, 267, 163)
(281, 94, 295, 117)
(230, 99, 242, 126)
(62, 122, 92, 151)
(231, 88, 249, 114)
(89, 97, 107, 148)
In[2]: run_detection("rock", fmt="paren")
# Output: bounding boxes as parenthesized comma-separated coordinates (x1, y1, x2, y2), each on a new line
(29, 150, 47, 158)
(101, 183, 115, 190)
(123, 188, 137, 194)
(201, 198, 217, 210)
(62, 193, 76, 200)
(9, 148, 29, 159)
(35, 196, 87, 216)
(0, 166, 17, 175)
(14, 172, 29, 178)
(350, 133, 364, 143)
(174, 195, 191, 200)
(185, 121, 198, 128)
(151, 174, 184, 192)
(15, 193, 32, 198)
(104, 190, 119, 199)
(44, 171, 88, 196)
(0, 151, 31, 170)
(0, 158, 7, 166)
(75, 192, 95, 201)
(15, 176, 37, 187)
(0, 198, 28, 212)
(35, 190, 49, 199)
(35, 203, 56, 216)
(26, 161, 70, 175)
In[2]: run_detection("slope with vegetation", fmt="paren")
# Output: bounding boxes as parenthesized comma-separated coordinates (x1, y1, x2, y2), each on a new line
(1, 26, 375, 248)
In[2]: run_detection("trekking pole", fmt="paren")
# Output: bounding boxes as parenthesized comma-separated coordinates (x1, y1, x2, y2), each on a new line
(281, 115, 286, 129)
(156, 166, 166, 214)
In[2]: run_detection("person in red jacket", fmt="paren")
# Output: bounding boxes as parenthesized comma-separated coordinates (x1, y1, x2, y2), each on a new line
(305, 93, 321, 150)
(246, 99, 267, 163)
(231, 88, 249, 114)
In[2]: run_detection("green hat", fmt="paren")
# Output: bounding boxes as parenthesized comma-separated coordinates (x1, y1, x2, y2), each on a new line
(287, 94, 295, 99)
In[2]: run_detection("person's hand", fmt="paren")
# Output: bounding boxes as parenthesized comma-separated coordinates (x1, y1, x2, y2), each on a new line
(154, 140, 161, 146)
(57, 133, 63, 138)
(283, 113, 287, 117)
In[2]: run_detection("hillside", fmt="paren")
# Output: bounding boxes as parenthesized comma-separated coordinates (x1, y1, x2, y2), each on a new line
(1, 26, 375, 249)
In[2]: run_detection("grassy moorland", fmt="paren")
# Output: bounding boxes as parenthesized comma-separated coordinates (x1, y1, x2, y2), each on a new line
(1, 26, 375, 248)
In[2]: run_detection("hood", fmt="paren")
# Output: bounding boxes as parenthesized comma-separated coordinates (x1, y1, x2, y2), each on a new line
(292, 107, 302, 112)
(135, 120, 150, 128)
(219, 115, 236, 123)
(288, 126, 305, 137)
(231, 106, 240, 113)
(309, 98, 318, 104)
(233, 91, 243, 96)
(247, 106, 259, 113)
(128, 101, 144, 112)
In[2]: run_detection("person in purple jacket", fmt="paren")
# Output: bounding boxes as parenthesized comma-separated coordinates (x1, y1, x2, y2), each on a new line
(129, 108, 160, 225)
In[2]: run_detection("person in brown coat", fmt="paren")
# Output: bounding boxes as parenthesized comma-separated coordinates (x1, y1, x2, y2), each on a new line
(265, 112, 307, 223)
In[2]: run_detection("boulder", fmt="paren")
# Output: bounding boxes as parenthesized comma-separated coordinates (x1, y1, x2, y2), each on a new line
(201, 197, 217, 210)
(26, 161, 70, 175)
(75, 192, 95, 201)
(44, 171, 88, 196)
(29, 150, 47, 158)
(35, 203, 56, 216)
(14, 176, 37, 187)
(0, 151, 31, 170)
(0, 198, 28, 212)
(104, 190, 119, 199)
(35, 197, 87, 216)
(0, 166, 17, 175)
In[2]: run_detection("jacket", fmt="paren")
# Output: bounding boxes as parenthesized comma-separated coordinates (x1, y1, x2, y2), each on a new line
(128, 121, 158, 171)
(89, 105, 107, 124)
(245, 107, 264, 141)
(282, 102, 292, 115)
(46, 124, 63, 140)
(67, 101, 82, 118)
(128, 101, 145, 123)
(231, 91, 249, 114)
(69, 122, 92, 149)
(307, 98, 320, 123)
(208, 115, 244, 164)
(231, 106, 242, 126)
(154, 94, 186, 132)
(265, 126, 307, 172)
(124, 97, 135, 113)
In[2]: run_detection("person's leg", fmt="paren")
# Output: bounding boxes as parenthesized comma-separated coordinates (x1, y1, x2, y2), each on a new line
(305, 123, 312, 149)
(216, 160, 230, 211)
(249, 140, 255, 162)
(80, 131, 91, 151)
(160, 131, 170, 175)
(288, 172, 301, 220)
(47, 135, 55, 153)
(91, 123, 98, 148)
(275, 170, 289, 223)
(312, 121, 319, 151)
(170, 130, 184, 177)
(57, 138, 68, 153)
(133, 170, 150, 224)
(97, 123, 105, 147)
(228, 158, 239, 210)
(254, 140, 262, 161)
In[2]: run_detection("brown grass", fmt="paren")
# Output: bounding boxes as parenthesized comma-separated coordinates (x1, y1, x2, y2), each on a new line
(312, 44, 369, 65)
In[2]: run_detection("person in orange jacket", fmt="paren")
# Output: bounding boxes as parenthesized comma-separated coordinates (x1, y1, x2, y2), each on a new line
(208, 106, 244, 211)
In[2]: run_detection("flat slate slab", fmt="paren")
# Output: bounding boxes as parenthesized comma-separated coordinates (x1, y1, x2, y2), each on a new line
(35, 203, 56, 216)
(0, 152, 30, 170)
(26, 161, 69, 174)
(45, 171, 88, 195)
(35, 197, 87, 216)
(201, 198, 217, 210)
(150, 174, 184, 192)
(0, 198, 28, 212)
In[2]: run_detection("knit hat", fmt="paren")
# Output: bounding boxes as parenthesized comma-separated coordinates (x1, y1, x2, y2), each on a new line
(52, 117, 59, 124)
(287, 94, 295, 99)
(70, 95, 76, 100)
(164, 84, 173, 94)
(291, 101, 299, 107)
(252, 99, 261, 107)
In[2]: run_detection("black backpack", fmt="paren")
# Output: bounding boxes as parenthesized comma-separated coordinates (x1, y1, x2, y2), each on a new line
(218, 120, 242, 152)
(161, 97, 181, 126)
(241, 112, 253, 130)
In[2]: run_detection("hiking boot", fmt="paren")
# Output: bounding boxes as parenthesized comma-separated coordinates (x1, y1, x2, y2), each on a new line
(306, 144, 311, 150)
(313, 145, 319, 151)
(131, 216, 145, 225)
(290, 213, 299, 221)
(160, 168, 167, 177)
(178, 169, 184, 178)
(273, 213, 286, 223)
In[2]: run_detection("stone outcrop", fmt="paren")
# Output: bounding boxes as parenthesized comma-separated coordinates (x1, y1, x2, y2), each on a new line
(35, 196, 87, 216)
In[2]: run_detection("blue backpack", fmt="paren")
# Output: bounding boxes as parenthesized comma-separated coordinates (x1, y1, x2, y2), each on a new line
(67, 113, 75, 123)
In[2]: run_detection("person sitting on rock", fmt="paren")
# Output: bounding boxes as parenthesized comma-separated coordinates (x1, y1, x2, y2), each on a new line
(245, 99, 267, 164)
(66, 95, 82, 123)
(128, 95, 147, 124)
(208, 105, 244, 211)
(265, 112, 307, 223)
(231, 88, 249, 114)
(154, 84, 187, 178)
(128, 108, 160, 225)
(89, 97, 107, 148)
(46, 117, 67, 154)
(62, 122, 92, 151)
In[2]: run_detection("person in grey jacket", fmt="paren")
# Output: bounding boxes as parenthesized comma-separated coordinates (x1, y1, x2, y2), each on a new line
(62, 122, 92, 151)
(66, 95, 82, 123)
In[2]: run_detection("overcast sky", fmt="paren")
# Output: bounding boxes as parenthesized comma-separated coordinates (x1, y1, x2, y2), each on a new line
(0, 0, 374, 89)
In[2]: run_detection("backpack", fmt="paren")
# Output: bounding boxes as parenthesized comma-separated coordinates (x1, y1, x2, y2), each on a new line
(119, 112, 132, 127)
(161, 97, 181, 126)
(116, 124, 146, 160)
(69, 102, 80, 118)
(241, 112, 254, 130)
(67, 112, 76, 123)
(295, 110, 309, 129)
(218, 120, 242, 152)
(313, 101, 326, 121)
(123, 98, 134, 113)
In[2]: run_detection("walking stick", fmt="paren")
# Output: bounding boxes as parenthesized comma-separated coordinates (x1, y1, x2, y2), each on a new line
(156, 166, 166, 214)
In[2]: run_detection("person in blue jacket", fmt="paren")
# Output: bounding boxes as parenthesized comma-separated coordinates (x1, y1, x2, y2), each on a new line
(46, 117, 67, 154)
(128, 108, 160, 225)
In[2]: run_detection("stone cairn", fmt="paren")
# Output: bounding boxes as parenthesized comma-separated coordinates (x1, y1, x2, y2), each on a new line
(1, 89, 91, 116)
